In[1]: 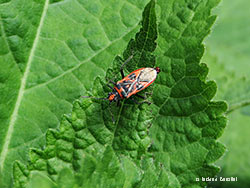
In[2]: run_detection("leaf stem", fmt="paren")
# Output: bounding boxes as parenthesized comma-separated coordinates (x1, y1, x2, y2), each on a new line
(111, 100, 125, 144)
(226, 100, 250, 114)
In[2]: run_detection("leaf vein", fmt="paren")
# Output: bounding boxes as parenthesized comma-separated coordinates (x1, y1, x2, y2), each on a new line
(0, 0, 49, 170)
(24, 24, 139, 93)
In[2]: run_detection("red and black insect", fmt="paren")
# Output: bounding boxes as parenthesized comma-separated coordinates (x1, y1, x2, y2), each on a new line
(82, 55, 160, 122)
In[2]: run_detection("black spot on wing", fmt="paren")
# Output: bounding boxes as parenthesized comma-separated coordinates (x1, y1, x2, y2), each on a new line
(120, 80, 132, 92)
(121, 90, 127, 98)
(128, 73, 136, 80)
(136, 83, 144, 90)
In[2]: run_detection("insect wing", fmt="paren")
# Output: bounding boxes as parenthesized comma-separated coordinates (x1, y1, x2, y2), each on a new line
(117, 68, 157, 98)
(116, 68, 142, 97)
(128, 68, 157, 97)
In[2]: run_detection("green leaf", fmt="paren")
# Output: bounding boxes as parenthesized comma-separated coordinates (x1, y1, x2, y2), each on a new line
(204, 0, 250, 77)
(204, 3, 250, 185)
(13, 1, 162, 187)
(0, 0, 149, 187)
(204, 52, 250, 188)
(3, 0, 226, 187)
(203, 0, 250, 183)
(149, 0, 227, 187)
(204, 51, 250, 113)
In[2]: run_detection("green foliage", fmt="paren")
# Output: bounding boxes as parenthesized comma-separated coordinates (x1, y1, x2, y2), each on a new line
(205, 0, 250, 77)
(204, 52, 250, 188)
(204, 52, 250, 113)
(0, 0, 149, 187)
(203, 1, 250, 187)
(0, 0, 227, 187)
(149, 0, 227, 187)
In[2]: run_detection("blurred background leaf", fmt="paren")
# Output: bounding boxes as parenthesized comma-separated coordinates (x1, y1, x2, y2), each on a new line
(203, 0, 250, 187)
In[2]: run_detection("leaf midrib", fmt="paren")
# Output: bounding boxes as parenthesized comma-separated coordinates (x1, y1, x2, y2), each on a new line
(0, 0, 50, 170)
(110, 1, 155, 148)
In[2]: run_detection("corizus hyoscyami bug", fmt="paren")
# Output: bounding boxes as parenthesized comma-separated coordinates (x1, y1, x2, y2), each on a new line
(82, 55, 161, 122)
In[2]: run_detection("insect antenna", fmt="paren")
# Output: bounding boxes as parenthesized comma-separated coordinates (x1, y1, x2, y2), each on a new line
(120, 54, 134, 70)
(81, 96, 109, 100)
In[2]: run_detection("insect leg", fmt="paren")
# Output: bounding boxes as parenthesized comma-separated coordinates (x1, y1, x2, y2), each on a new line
(141, 100, 152, 105)
(130, 97, 140, 104)
(107, 80, 117, 86)
(130, 97, 151, 105)
(120, 55, 134, 78)
(110, 80, 117, 85)
(136, 91, 153, 99)
(144, 92, 153, 97)
(135, 94, 146, 99)
(107, 83, 113, 90)
(81, 96, 108, 100)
